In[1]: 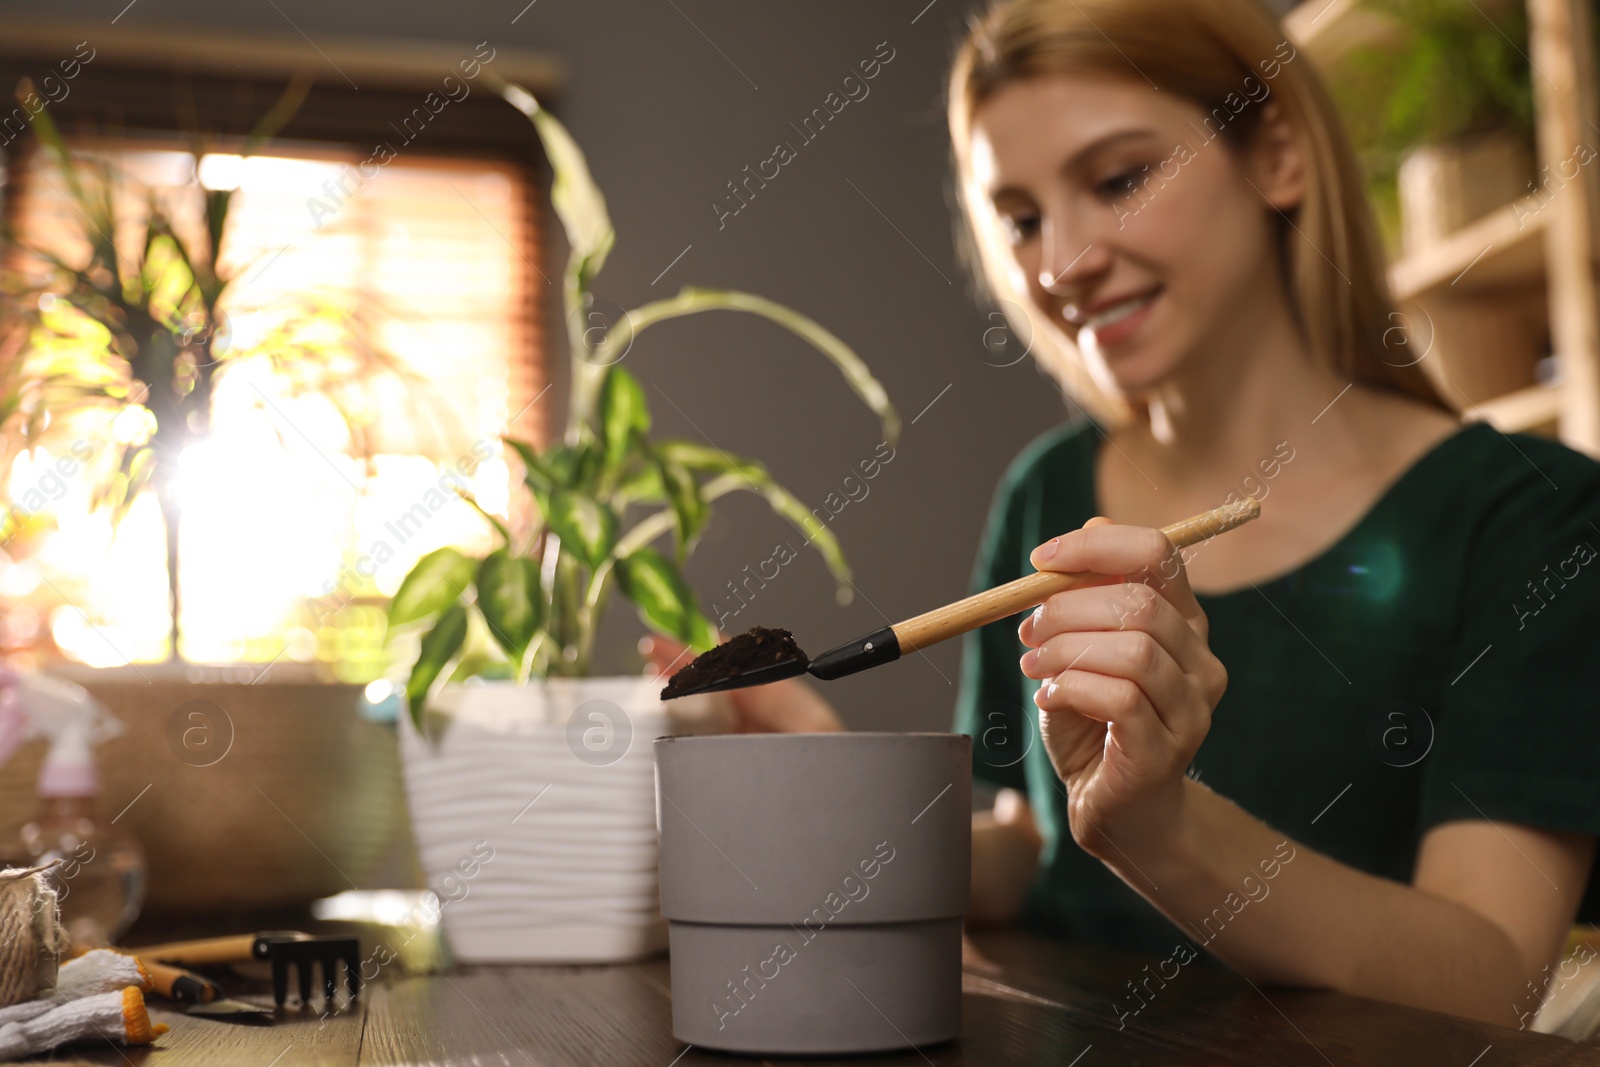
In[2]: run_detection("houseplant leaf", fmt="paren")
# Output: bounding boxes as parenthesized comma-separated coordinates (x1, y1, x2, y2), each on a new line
(593, 288, 900, 447)
(599, 365, 650, 472)
(490, 77, 615, 288)
(614, 546, 717, 651)
(654, 438, 757, 474)
(614, 455, 666, 505)
(652, 441, 852, 603)
(406, 602, 469, 729)
(719, 464, 852, 604)
(649, 444, 708, 566)
(388, 547, 476, 630)
(456, 488, 513, 547)
(572, 442, 606, 494)
(512, 440, 597, 493)
(505, 437, 557, 521)
(544, 491, 618, 569)
(16, 81, 111, 270)
(505, 438, 556, 493)
(476, 549, 543, 662)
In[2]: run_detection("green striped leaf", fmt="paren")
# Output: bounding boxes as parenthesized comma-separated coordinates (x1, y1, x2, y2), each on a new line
(406, 603, 469, 729)
(614, 546, 717, 651)
(545, 491, 618, 569)
(388, 547, 475, 630)
(599, 366, 650, 473)
(650, 446, 708, 566)
(475, 550, 543, 662)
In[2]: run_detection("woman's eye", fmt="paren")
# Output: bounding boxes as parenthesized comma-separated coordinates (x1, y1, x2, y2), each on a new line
(1001, 213, 1040, 246)
(1098, 169, 1142, 199)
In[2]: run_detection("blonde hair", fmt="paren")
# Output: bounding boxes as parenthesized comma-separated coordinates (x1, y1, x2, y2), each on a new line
(947, 0, 1452, 426)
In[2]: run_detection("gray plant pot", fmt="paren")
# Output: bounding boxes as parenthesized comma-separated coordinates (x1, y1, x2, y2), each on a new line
(654, 733, 971, 1055)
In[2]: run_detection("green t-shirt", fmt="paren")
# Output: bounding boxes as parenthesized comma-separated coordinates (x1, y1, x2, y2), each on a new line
(953, 418, 1600, 956)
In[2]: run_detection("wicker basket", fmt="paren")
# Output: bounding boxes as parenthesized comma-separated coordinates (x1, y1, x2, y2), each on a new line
(0, 664, 408, 913)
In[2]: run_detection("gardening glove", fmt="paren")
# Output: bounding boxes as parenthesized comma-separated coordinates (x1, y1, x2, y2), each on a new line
(0, 949, 149, 1028)
(0, 986, 165, 1060)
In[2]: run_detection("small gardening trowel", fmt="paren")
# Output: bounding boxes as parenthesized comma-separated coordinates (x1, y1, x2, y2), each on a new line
(661, 498, 1260, 700)
(141, 960, 275, 1024)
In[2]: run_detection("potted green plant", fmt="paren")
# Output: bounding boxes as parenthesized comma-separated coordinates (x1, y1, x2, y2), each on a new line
(387, 78, 898, 963)
(1329, 0, 1539, 255)
(0, 79, 443, 916)
(1, 75, 427, 659)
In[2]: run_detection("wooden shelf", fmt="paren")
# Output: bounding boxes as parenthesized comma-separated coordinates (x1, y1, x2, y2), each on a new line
(1287, 0, 1600, 454)
(1388, 194, 1550, 301)
(1463, 381, 1562, 433)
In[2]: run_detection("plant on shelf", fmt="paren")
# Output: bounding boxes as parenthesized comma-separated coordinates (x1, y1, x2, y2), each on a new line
(0, 75, 431, 660)
(1327, 0, 1540, 250)
(387, 77, 898, 724)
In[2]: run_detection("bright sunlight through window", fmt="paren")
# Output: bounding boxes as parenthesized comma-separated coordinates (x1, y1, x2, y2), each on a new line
(6, 145, 539, 677)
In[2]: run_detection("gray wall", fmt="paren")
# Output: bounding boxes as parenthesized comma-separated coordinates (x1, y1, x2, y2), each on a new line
(12, 0, 1287, 732)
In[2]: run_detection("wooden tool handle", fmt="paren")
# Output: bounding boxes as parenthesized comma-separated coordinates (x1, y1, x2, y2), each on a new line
(129, 934, 258, 966)
(893, 498, 1260, 654)
(141, 959, 220, 1004)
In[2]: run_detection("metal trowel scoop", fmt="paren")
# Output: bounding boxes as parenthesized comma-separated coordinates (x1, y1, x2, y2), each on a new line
(141, 959, 276, 1024)
(185, 998, 277, 1024)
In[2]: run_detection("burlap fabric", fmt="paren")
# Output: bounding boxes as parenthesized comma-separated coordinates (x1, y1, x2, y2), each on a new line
(0, 865, 67, 1008)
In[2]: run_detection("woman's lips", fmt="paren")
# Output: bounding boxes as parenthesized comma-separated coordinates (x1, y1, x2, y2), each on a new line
(1079, 287, 1162, 350)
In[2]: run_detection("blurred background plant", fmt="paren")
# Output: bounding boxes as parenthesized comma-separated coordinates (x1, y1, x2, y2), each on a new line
(1329, 0, 1539, 251)
(388, 77, 900, 718)
(0, 74, 442, 662)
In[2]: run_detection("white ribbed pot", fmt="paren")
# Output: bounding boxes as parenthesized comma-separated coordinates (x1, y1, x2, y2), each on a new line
(398, 675, 729, 964)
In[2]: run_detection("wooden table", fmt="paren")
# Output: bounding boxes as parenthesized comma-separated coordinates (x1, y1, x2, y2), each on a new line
(25, 930, 1600, 1065)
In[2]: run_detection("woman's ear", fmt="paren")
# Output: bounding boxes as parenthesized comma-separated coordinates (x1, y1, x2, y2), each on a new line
(1247, 100, 1306, 212)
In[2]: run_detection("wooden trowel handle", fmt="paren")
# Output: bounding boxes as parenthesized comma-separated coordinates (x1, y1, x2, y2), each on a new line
(129, 934, 258, 966)
(140, 959, 221, 1004)
(893, 498, 1260, 653)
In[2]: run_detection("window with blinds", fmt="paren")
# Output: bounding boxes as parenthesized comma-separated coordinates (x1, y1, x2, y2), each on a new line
(2, 141, 544, 675)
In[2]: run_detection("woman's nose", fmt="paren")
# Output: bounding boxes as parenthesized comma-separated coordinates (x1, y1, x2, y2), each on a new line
(1037, 216, 1108, 296)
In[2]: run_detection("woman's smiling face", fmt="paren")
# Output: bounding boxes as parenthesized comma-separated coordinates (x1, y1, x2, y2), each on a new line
(969, 74, 1294, 400)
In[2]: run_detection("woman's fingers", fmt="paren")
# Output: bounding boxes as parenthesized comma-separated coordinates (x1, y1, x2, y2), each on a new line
(639, 633, 700, 680)
(1034, 665, 1171, 756)
(1027, 518, 1207, 635)
(1021, 629, 1207, 737)
(1019, 581, 1216, 684)
(735, 679, 846, 733)
(1033, 696, 1107, 781)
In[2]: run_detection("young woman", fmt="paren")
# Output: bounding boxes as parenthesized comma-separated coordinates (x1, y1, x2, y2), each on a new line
(645, 0, 1600, 1028)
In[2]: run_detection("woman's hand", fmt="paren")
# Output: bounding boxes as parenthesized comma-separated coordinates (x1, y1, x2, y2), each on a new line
(969, 787, 1043, 925)
(1017, 516, 1227, 858)
(639, 632, 846, 733)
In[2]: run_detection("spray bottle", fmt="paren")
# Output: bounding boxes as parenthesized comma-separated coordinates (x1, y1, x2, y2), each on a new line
(0, 669, 146, 947)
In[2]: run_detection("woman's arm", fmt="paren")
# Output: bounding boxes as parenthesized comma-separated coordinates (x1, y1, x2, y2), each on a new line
(1116, 776, 1594, 1025)
(1021, 517, 1595, 1026)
